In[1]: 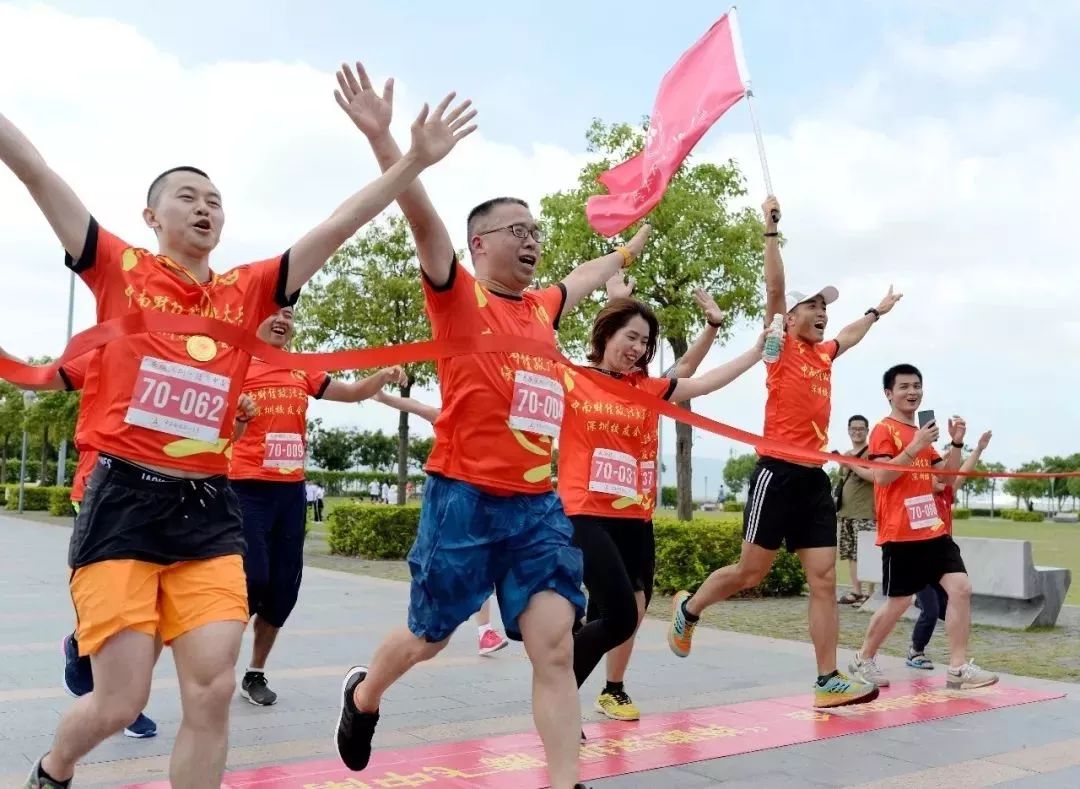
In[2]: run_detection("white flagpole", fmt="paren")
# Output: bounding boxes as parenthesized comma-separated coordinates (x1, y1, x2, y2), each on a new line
(728, 6, 778, 215)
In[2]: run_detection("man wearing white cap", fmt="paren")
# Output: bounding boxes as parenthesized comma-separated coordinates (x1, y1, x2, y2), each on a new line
(668, 195, 901, 709)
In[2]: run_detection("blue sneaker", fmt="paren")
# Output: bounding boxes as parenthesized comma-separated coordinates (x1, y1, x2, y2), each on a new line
(61, 633, 93, 698)
(124, 713, 158, 739)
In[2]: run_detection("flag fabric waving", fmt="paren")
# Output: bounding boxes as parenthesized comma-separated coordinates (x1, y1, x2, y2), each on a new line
(586, 8, 752, 237)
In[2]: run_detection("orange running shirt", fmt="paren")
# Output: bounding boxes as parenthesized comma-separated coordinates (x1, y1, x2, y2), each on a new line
(936, 485, 956, 535)
(423, 260, 567, 493)
(228, 359, 330, 482)
(869, 417, 944, 544)
(67, 219, 295, 475)
(557, 368, 675, 519)
(761, 337, 839, 464)
(59, 351, 99, 503)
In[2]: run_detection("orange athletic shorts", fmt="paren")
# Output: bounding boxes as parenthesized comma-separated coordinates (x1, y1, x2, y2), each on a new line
(70, 554, 248, 656)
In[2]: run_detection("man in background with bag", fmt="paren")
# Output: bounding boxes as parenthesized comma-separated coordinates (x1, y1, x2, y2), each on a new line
(836, 415, 876, 605)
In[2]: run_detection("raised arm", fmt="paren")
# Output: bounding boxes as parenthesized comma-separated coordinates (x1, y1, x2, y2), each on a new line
(0, 114, 91, 260)
(933, 417, 968, 478)
(672, 290, 726, 379)
(833, 286, 903, 358)
(371, 390, 441, 425)
(949, 430, 991, 489)
(762, 196, 786, 325)
(667, 331, 765, 402)
(0, 345, 67, 391)
(560, 225, 651, 314)
(322, 367, 407, 404)
(288, 87, 477, 294)
(336, 62, 474, 288)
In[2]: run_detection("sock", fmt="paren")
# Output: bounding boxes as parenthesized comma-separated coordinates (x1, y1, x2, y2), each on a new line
(816, 670, 838, 687)
(247, 667, 265, 675)
(681, 598, 700, 623)
(38, 760, 70, 787)
(603, 681, 625, 694)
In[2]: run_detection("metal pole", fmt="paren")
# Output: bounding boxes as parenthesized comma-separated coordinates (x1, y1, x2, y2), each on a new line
(657, 341, 664, 506)
(18, 391, 35, 513)
(56, 271, 76, 487)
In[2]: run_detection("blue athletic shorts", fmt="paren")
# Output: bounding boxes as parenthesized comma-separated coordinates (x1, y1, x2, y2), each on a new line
(408, 474, 585, 642)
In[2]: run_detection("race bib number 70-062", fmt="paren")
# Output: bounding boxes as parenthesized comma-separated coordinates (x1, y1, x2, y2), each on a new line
(124, 357, 230, 443)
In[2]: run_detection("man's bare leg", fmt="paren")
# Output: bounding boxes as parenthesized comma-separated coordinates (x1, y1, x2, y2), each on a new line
(797, 547, 840, 675)
(170, 620, 245, 789)
(353, 628, 447, 712)
(250, 615, 280, 669)
(41, 630, 155, 782)
(939, 572, 972, 666)
(519, 590, 579, 789)
(684, 542, 776, 617)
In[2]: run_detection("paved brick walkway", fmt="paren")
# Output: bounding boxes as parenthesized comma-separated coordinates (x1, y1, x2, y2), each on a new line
(1, 513, 1078, 787)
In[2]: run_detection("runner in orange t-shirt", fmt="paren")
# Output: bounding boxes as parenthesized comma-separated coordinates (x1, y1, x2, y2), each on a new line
(560, 292, 764, 726)
(849, 363, 997, 691)
(0, 83, 475, 788)
(230, 307, 404, 707)
(333, 61, 651, 788)
(668, 195, 901, 710)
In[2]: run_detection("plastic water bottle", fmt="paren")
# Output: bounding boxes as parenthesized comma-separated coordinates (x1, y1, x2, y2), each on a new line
(762, 313, 784, 364)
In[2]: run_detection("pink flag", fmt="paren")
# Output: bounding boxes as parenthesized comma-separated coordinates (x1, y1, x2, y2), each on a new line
(586, 9, 751, 237)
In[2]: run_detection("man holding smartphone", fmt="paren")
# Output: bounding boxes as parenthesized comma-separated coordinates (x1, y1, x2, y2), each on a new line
(848, 363, 998, 690)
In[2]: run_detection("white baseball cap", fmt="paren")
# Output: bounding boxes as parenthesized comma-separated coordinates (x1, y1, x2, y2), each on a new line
(785, 286, 839, 313)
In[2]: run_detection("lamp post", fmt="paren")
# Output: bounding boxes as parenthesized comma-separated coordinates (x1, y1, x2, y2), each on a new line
(18, 390, 37, 514)
(55, 271, 76, 486)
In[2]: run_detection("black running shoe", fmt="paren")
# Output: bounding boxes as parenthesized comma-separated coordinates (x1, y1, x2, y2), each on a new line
(241, 671, 278, 706)
(336, 666, 379, 771)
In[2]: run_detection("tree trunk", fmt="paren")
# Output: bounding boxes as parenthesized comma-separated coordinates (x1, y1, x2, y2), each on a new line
(668, 335, 694, 522)
(39, 425, 49, 486)
(396, 382, 411, 505)
(1, 436, 7, 484)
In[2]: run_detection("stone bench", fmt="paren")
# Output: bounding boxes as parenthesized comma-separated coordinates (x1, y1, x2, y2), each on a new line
(856, 531, 1072, 629)
(1052, 512, 1079, 524)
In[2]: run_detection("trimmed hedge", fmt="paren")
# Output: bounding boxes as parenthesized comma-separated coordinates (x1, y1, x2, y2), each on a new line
(327, 504, 421, 559)
(327, 504, 806, 598)
(1004, 509, 1045, 523)
(50, 487, 75, 517)
(4, 485, 70, 511)
(722, 500, 745, 513)
(951, 508, 971, 521)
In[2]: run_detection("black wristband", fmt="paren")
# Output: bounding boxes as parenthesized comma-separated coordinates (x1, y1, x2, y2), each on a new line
(865, 308, 880, 321)
(763, 231, 779, 238)
(951, 441, 964, 449)
(707, 318, 724, 328)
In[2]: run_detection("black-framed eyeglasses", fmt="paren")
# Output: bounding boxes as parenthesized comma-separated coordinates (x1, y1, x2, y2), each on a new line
(477, 223, 544, 243)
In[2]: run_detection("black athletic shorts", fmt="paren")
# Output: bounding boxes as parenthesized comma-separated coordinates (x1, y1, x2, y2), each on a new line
(882, 535, 967, 598)
(742, 457, 836, 551)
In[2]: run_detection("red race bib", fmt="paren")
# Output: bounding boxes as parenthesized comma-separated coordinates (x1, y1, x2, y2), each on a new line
(639, 460, 656, 497)
(508, 371, 564, 438)
(905, 494, 943, 530)
(588, 448, 638, 498)
(264, 432, 305, 468)
(125, 357, 230, 443)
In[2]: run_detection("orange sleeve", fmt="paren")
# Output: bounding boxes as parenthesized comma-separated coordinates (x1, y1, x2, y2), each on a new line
(307, 371, 331, 399)
(235, 253, 297, 327)
(821, 339, 840, 359)
(640, 375, 678, 401)
(59, 351, 95, 391)
(930, 445, 943, 465)
(869, 423, 896, 459)
(63, 218, 135, 305)
(534, 284, 568, 330)
(421, 256, 470, 316)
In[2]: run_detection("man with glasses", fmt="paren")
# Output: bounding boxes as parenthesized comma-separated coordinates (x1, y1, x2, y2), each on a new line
(836, 415, 876, 605)
(329, 62, 650, 789)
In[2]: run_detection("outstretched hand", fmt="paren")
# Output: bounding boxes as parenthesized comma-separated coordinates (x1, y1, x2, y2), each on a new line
(407, 93, 478, 167)
(335, 61, 394, 140)
(876, 285, 903, 316)
(694, 289, 725, 328)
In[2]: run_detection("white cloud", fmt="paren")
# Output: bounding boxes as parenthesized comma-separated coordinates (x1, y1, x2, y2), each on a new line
(891, 22, 1046, 83)
(0, 3, 1075, 481)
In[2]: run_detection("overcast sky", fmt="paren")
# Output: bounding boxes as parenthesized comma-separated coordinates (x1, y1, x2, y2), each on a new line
(1, 0, 1077, 476)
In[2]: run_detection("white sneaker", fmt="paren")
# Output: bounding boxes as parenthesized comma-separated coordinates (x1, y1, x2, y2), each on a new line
(946, 660, 998, 690)
(849, 653, 891, 687)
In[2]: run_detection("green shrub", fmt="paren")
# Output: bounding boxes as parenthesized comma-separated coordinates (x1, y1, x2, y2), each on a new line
(951, 507, 971, 521)
(1006, 509, 1045, 523)
(49, 487, 74, 517)
(660, 486, 677, 508)
(328, 504, 421, 559)
(722, 500, 745, 513)
(653, 517, 805, 597)
(4, 485, 65, 511)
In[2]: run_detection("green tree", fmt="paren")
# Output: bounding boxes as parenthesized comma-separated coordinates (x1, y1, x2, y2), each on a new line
(723, 452, 758, 496)
(1041, 454, 1080, 514)
(355, 430, 398, 472)
(0, 381, 24, 483)
(407, 435, 435, 470)
(1003, 461, 1047, 511)
(976, 461, 1007, 515)
(536, 119, 765, 520)
(309, 427, 360, 472)
(295, 216, 435, 505)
